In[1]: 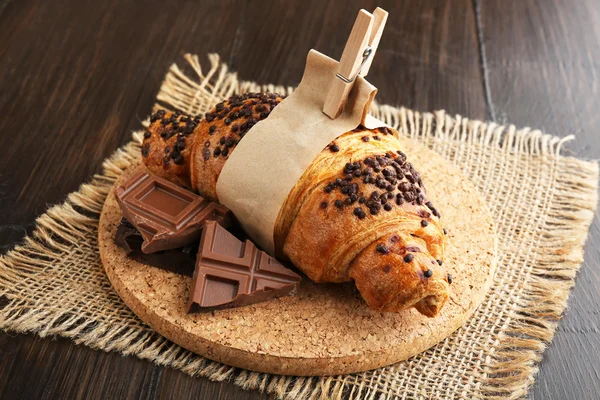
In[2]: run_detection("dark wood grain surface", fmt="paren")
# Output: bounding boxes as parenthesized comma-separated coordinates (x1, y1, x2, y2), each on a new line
(0, 0, 598, 398)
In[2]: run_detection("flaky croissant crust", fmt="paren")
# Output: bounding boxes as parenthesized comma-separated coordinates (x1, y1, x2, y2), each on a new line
(279, 127, 449, 316)
(142, 93, 450, 317)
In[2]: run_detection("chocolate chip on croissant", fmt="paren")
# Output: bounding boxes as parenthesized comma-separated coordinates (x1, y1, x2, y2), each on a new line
(142, 92, 450, 317)
(143, 93, 284, 196)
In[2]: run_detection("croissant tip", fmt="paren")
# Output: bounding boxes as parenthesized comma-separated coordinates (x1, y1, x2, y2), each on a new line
(414, 293, 448, 317)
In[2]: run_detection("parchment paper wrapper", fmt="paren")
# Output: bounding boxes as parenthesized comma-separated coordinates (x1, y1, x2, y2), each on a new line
(216, 50, 387, 254)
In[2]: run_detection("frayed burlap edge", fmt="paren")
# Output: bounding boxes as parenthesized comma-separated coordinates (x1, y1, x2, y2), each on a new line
(0, 53, 598, 399)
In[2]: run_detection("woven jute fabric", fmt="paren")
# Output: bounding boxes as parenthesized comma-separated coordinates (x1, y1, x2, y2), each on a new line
(0, 54, 598, 399)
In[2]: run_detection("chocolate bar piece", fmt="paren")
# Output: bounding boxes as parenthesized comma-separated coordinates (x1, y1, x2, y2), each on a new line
(114, 218, 196, 276)
(115, 170, 231, 253)
(188, 221, 301, 312)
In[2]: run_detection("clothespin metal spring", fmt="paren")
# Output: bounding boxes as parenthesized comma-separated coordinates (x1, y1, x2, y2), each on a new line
(335, 46, 373, 84)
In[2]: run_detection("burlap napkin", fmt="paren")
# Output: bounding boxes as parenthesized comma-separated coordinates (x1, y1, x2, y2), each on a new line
(0, 54, 597, 399)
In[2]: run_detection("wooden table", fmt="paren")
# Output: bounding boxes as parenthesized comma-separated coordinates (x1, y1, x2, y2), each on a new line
(0, 1, 598, 398)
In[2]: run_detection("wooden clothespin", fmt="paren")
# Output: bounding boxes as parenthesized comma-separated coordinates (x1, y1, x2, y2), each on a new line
(323, 7, 388, 119)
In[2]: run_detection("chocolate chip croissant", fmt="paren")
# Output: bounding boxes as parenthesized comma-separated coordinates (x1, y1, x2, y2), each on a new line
(142, 93, 450, 317)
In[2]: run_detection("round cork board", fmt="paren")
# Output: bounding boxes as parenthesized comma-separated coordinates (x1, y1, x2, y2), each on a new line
(99, 136, 498, 376)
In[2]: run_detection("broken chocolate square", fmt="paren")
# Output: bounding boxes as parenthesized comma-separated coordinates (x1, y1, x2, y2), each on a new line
(188, 221, 301, 312)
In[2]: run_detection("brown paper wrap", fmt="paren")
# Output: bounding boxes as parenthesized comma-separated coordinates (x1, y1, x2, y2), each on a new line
(216, 50, 386, 253)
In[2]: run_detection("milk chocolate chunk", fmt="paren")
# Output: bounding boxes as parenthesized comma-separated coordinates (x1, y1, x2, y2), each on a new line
(114, 218, 196, 276)
(115, 170, 231, 253)
(188, 221, 301, 312)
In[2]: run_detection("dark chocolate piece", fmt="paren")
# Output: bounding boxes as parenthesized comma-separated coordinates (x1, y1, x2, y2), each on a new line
(114, 218, 196, 276)
(188, 221, 301, 312)
(115, 170, 231, 253)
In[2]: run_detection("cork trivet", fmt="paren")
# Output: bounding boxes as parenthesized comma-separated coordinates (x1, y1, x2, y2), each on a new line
(98, 135, 498, 376)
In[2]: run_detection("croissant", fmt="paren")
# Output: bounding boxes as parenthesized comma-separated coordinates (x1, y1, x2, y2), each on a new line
(142, 92, 450, 317)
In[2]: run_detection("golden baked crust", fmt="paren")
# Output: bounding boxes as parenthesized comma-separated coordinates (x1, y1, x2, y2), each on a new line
(142, 110, 200, 188)
(143, 94, 284, 199)
(189, 93, 284, 201)
(279, 127, 449, 316)
(142, 93, 450, 317)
